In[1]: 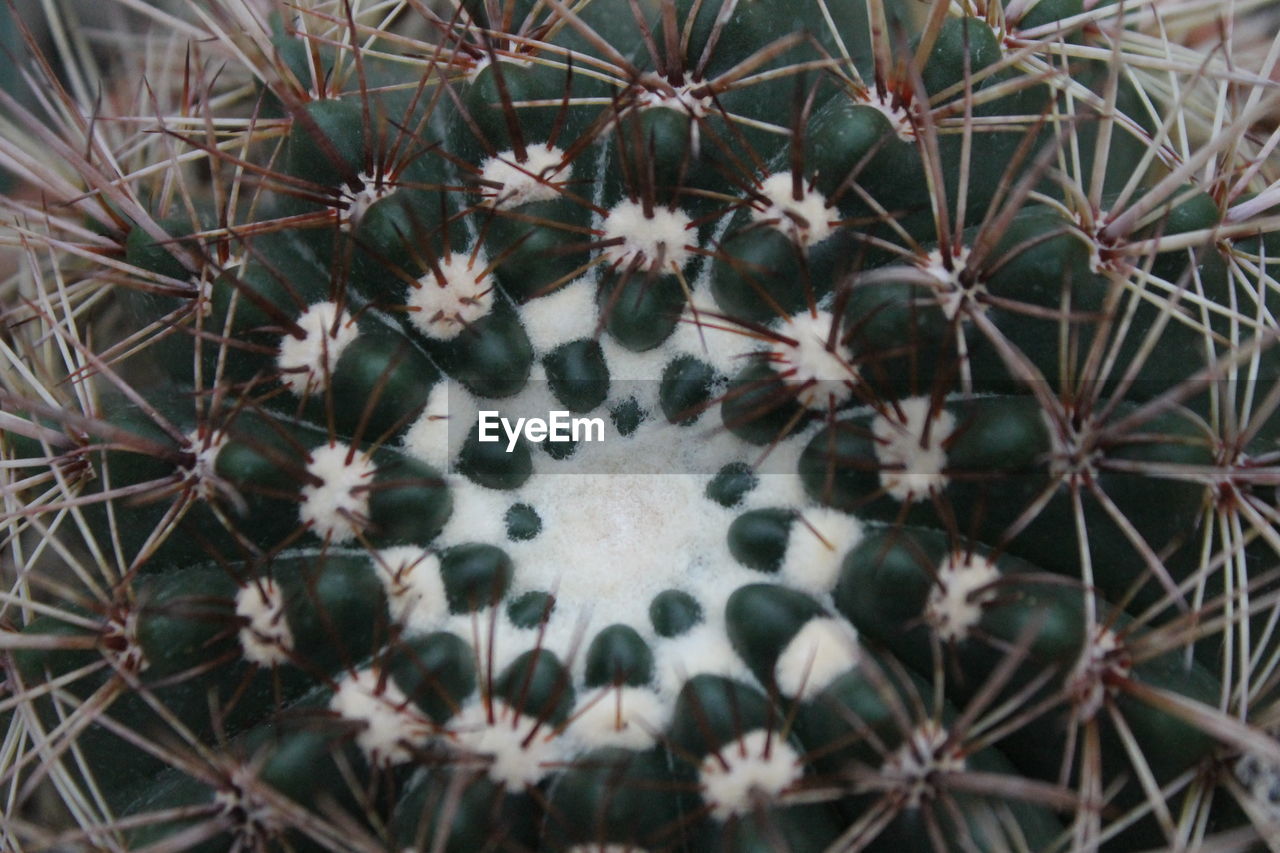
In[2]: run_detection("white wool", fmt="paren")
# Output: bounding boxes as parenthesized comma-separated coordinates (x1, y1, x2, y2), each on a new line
(568, 686, 668, 750)
(919, 246, 978, 321)
(882, 721, 965, 807)
(479, 143, 568, 208)
(397, 363, 824, 706)
(1235, 751, 1280, 817)
(666, 302, 755, 376)
(774, 617, 859, 698)
(330, 669, 430, 765)
(408, 250, 494, 340)
(865, 90, 917, 141)
(781, 508, 863, 593)
(457, 469, 738, 668)
(1069, 628, 1130, 721)
(699, 729, 802, 820)
(494, 474, 715, 600)
(925, 553, 1001, 642)
(401, 381, 460, 471)
(299, 442, 376, 543)
(871, 397, 955, 503)
(519, 278, 597, 353)
(771, 311, 857, 409)
(596, 334, 672, 388)
(434, 402, 758, 617)
(212, 766, 281, 839)
(183, 427, 227, 501)
(601, 201, 692, 273)
(447, 605, 538, 685)
(450, 699, 563, 787)
(439, 477, 511, 543)
(235, 580, 292, 667)
(653, 622, 755, 701)
(340, 172, 392, 230)
(746, 424, 822, 506)
(750, 173, 835, 247)
(748, 470, 813, 510)
(376, 546, 449, 632)
(636, 73, 713, 118)
(276, 302, 359, 395)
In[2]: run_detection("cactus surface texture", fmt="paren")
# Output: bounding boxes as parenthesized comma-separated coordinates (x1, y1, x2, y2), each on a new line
(5, 0, 1280, 850)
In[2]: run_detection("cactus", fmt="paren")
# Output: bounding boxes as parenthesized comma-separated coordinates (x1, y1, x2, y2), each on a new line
(3, 0, 1280, 849)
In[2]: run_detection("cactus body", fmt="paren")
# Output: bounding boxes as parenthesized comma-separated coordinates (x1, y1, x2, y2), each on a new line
(4, 1, 1280, 850)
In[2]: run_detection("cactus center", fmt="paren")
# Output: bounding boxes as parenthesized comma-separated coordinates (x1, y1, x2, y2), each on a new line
(434, 409, 776, 684)
(494, 471, 718, 608)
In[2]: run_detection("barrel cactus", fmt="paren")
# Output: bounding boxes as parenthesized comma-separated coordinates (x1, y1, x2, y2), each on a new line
(3, 0, 1280, 849)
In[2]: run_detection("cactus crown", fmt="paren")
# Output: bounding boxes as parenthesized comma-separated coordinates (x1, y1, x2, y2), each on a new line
(3, 0, 1280, 850)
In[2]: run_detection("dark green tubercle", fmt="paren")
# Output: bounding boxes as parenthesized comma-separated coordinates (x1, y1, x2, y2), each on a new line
(439, 543, 515, 613)
(494, 649, 576, 725)
(504, 502, 542, 540)
(725, 584, 827, 688)
(459, 415, 535, 490)
(660, 354, 720, 425)
(544, 338, 610, 412)
(650, 589, 704, 638)
(706, 461, 759, 507)
(507, 590, 556, 627)
(727, 508, 796, 573)
(585, 624, 655, 687)
(388, 631, 477, 722)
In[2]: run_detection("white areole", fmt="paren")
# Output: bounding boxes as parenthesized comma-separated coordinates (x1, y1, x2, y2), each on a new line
(600, 200, 693, 272)
(299, 441, 376, 543)
(479, 143, 569, 208)
(408, 249, 495, 340)
(276, 301, 359, 395)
